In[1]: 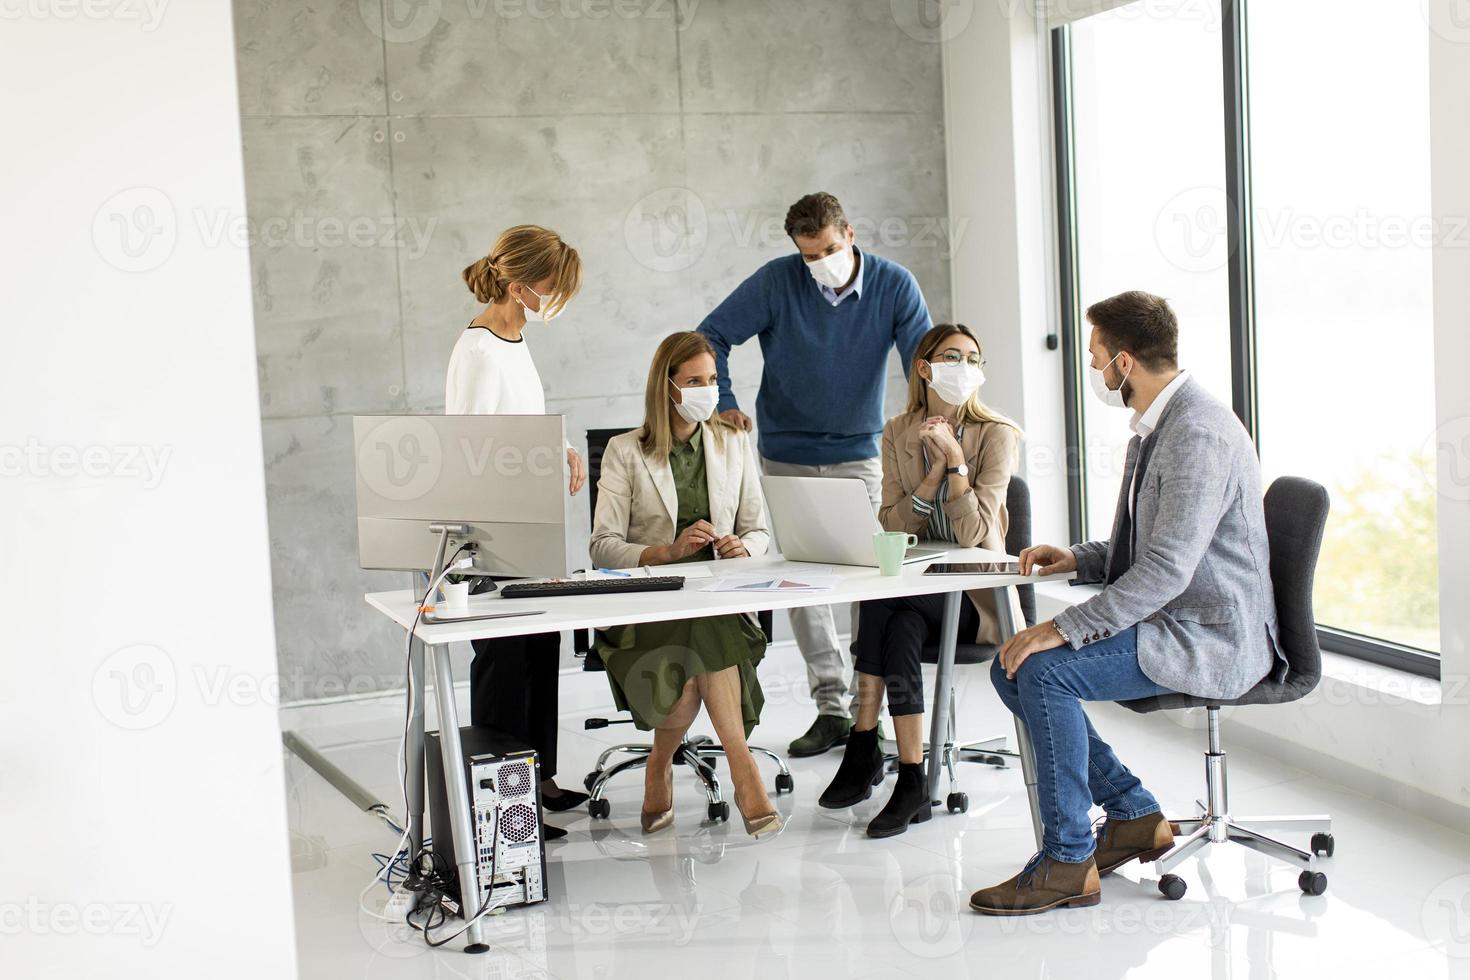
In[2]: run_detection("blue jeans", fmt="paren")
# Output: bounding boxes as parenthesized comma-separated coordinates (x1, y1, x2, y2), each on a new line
(990, 627, 1173, 863)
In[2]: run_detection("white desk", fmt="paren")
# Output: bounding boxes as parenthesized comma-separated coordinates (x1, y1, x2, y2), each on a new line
(366, 547, 1067, 951)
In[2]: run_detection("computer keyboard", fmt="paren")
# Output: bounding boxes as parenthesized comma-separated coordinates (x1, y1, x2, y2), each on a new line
(498, 576, 687, 599)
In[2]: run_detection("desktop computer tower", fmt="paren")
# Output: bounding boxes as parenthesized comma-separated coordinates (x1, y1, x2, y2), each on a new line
(425, 725, 548, 911)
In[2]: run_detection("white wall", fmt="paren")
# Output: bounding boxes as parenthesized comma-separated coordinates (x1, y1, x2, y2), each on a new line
(0, 3, 298, 977)
(944, 2, 1470, 827)
(942, 0, 1070, 545)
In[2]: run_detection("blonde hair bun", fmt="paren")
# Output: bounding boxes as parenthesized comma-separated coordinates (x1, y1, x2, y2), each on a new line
(462, 225, 582, 315)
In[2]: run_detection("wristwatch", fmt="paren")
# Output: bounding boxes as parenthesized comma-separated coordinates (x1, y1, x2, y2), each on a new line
(945, 463, 968, 477)
(1053, 620, 1071, 645)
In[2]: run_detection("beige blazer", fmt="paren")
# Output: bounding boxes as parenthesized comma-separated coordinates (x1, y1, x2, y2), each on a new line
(590, 423, 771, 570)
(878, 411, 1020, 645)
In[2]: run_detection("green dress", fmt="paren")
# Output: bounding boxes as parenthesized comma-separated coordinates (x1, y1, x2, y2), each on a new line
(594, 426, 767, 736)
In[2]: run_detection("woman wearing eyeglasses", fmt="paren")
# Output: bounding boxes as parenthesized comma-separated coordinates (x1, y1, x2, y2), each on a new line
(816, 323, 1021, 838)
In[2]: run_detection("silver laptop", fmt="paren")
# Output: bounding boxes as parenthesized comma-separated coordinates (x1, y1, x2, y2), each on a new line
(762, 476, 948, 567)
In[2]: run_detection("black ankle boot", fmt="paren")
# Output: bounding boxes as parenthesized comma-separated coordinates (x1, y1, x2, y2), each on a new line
(817, 726, 885, 809)
(866, 762, 932, 838)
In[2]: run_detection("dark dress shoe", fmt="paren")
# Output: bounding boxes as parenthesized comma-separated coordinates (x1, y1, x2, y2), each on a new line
(866, 762, 932, 838)
(788, 714, 853, 757)
(542, 821, 568, 840)
(818, 726, 885, 809)
(542, 789, 590, 813)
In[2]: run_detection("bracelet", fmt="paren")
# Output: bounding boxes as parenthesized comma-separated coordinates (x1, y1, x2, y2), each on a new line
(1052, 620, 1071, 645)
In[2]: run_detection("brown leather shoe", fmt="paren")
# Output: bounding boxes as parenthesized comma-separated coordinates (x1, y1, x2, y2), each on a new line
(1093, 812, 1176, 875)
(969, 854, 1101, 916)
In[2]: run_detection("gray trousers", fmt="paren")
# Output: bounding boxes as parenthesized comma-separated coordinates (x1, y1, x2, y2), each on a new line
(761, 455, 884, 719)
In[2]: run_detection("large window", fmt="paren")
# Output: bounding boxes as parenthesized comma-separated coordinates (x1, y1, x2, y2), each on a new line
(1249, 1, 1439, 653)
(1068, 2, 1234, 539)
(1054, 0, 1440, 673)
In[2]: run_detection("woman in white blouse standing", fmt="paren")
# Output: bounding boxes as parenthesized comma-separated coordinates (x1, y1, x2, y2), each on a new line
(446, 224, 587, 832)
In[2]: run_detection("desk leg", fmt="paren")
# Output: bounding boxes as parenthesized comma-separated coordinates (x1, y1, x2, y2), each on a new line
(1013, 718, 1044, 852)
(925, 590, 962, 805)
(991, 586, 1044, 851)
(407, 637, 426, 857)
(428, 642, 488, 954)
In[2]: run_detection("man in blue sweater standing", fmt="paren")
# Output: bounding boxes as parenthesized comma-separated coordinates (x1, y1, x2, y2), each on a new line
(698, 192, 932, 757)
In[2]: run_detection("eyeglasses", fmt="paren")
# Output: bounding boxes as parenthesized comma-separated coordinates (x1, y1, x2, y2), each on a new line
(932, 350, 985, 368)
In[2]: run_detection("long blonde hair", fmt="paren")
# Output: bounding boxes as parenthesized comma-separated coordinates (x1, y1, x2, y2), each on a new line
(637, 332, 735, 461)
(905, 323, 1021, 433)
(461, 224, 582, 318)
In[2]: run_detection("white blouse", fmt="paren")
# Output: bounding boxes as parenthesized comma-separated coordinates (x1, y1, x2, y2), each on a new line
(444, 326, 547, 415)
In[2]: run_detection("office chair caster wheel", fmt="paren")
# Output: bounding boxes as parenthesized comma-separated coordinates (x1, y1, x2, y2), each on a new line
(708, 801, 730, 824)
(583, 772, 599, 793)
(1310, 832, 1334, 857)
(1298, 870, 1328, 896)
(1158, 875, 1187, 901)
(775, 773, 794, 794)
(588, 798, 611, 819)
(946, 792, 969, 814)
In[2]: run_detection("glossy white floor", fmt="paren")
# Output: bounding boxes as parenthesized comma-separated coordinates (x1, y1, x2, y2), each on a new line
(282, 644, 1470, 979)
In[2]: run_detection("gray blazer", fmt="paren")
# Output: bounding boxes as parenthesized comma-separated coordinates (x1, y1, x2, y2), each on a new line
(1054, 377, 1285, 700)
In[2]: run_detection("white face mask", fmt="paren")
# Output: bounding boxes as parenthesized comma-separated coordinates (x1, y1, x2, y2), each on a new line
(805, 246, 854, 289)
(1087, 351, 1132, 409)
(516, 285, 559, 323)
(669, 380, 719, 425)
(926, 361, 985, 406)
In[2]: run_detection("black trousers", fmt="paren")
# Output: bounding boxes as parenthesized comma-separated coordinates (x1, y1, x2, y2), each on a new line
(469, 632, 561, 781)
(850, 593, 980, 717)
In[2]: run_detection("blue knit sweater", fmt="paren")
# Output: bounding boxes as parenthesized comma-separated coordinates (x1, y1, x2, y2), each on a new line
(697, 249, 932, 464)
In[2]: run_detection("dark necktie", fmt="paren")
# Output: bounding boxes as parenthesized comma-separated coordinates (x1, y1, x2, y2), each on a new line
(1107, 434, 1156, 584)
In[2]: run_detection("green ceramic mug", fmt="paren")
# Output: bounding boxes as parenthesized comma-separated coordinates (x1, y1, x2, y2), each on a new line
(873, 531, 919, 576)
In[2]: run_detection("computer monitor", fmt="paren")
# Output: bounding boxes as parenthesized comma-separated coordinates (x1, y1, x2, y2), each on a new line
(352, 414, 567, 578)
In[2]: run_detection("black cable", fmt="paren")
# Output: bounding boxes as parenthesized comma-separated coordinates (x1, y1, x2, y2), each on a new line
(404, 805, 503, 949)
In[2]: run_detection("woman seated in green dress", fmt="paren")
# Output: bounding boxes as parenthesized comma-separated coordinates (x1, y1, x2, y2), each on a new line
(589, 331, 782, 839)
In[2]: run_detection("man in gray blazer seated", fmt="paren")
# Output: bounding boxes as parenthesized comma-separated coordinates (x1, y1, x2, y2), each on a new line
(969, 290, 1285, 916)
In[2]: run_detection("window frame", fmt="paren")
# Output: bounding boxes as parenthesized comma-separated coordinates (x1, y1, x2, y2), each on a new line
(1049, 0, 1441, 679)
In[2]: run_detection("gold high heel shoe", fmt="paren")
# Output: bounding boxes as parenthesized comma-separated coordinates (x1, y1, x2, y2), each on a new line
(742, 811, 783, 839)
(641, 767, 674, 835)
(641, 808, 675, 834)
(735, 787, 783, 839)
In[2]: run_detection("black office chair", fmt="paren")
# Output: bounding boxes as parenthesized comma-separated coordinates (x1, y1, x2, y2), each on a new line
(909, 476, 1036, 814)
(575, 427, 793, 823)
(1120, 475, 1334, 900)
